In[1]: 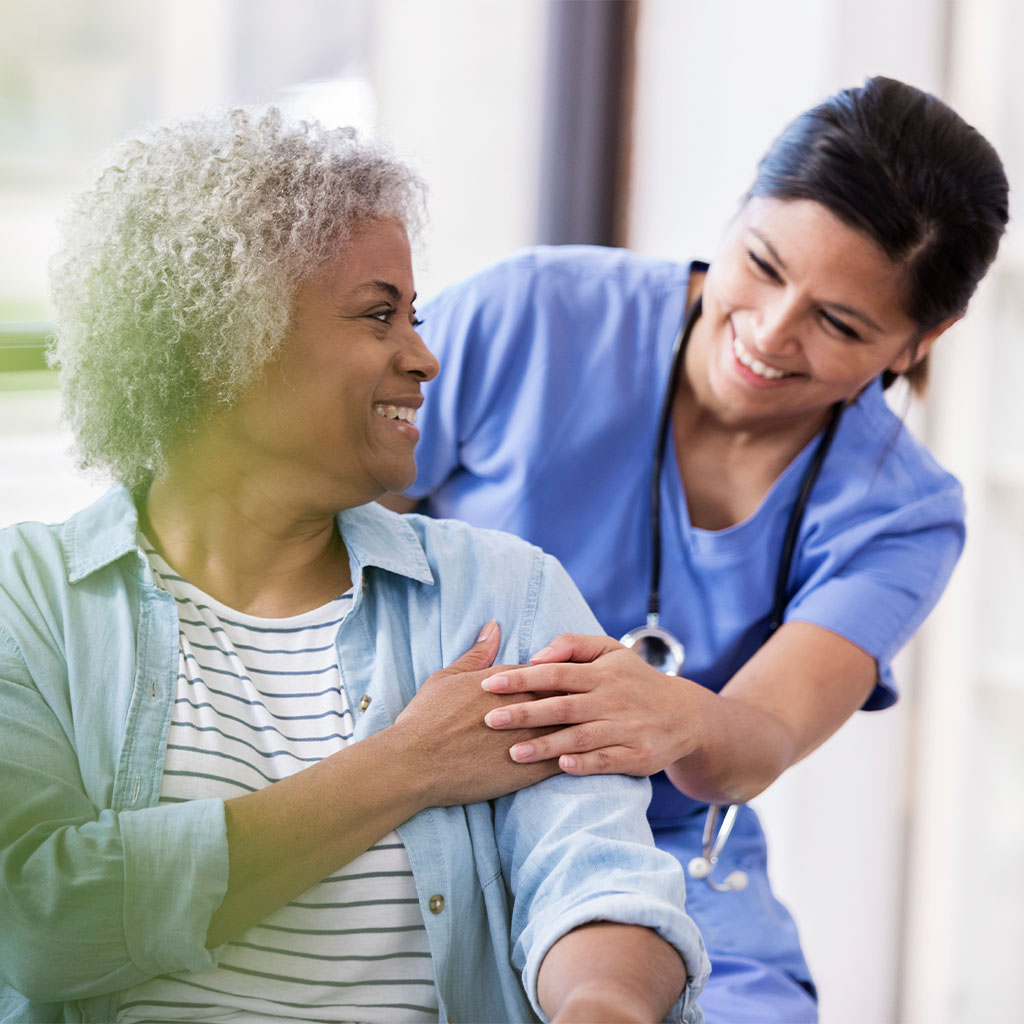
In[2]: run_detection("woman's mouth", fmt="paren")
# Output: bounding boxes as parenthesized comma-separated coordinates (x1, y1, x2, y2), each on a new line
(374, 403, 418, 424)
(731, 335, 795, 381)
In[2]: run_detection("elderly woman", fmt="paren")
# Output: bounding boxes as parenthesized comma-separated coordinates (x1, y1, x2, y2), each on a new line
(0, 109, 707, 1023)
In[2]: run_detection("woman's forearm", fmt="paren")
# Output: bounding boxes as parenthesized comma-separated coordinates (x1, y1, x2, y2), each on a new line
(207, 726, 427, 946)
(538, 922, 687, 1023)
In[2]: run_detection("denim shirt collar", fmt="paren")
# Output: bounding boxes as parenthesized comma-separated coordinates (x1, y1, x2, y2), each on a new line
(60, 485, 435, 587)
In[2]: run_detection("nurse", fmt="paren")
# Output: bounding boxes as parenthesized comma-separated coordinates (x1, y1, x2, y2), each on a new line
(385, 77, 1009, 1020)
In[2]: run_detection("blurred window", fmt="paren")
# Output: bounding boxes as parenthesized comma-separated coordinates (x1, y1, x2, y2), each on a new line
(0, 0, 548, 526)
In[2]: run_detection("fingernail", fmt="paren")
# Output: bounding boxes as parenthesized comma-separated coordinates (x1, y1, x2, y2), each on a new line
(530, 645, 553, 661)
(476, 620, 496, 643)
(482, 674, 509, 692)
(560, 755, 577, 771)
(484, 709, 511, 727)
(510, 743, 534, 763)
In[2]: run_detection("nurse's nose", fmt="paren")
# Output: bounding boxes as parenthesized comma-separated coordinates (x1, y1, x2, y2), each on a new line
(750, 296, 802, 358)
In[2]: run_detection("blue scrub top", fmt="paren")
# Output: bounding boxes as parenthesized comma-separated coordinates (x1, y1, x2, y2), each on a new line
(405, 244, 965, 1013)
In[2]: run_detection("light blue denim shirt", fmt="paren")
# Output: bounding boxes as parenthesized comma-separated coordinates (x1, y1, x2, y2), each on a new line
(0, 487, 708, 1023)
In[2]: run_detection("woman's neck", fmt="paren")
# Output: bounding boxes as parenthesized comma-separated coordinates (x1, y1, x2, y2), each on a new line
(141, 463, 353, 618)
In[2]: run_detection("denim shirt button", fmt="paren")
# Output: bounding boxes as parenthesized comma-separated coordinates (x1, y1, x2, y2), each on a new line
(428, 893, 445, 914)
(358, 694, 371, 712)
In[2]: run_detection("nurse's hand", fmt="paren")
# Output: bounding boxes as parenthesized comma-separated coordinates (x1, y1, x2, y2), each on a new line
(479, 634, 695, 777)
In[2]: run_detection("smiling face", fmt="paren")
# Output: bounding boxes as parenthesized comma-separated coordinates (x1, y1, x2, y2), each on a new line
(217, 218, 438, 512)
(687, 197, 954, 435)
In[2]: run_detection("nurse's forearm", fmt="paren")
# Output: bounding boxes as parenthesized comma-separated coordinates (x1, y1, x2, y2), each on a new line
(538, 922, 687, 1024)
(667, 621, 878, 804)
(665, 680, 798, 805)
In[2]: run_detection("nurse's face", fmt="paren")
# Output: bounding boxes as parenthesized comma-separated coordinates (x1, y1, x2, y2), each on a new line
(691, 197, 954, 431)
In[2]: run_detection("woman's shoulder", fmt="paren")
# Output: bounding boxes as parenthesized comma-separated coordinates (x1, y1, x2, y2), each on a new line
(0, 488, 141, 635)
(403, 510, 549, 580)
(0, 516, 68, 601)
(343, 502, 549, 585)
(372, 506, 582, 615)
(353, 504, 598, 661)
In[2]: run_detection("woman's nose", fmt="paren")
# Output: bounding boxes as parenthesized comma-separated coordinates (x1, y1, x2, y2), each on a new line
(751, 298, 801, 357)
(399, 325, 440, 382)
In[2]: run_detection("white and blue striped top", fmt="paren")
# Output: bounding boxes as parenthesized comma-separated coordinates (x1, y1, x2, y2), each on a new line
(116, 542, 437, 1023)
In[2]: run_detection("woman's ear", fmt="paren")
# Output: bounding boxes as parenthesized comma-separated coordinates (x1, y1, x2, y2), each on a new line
(887, 314, 963, 375)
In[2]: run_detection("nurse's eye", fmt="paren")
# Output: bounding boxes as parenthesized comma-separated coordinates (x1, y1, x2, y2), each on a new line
(747, 250, 782, 282)
(820, 310, 860, 340)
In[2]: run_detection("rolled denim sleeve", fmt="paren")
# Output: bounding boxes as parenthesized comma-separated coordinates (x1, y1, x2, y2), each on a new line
(499, 554, 709, 1022)
(0, 627, 229, 1002)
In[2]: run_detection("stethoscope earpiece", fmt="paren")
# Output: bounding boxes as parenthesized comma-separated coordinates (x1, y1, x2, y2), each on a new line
(722, 870, 749, 892)
(686, 856, 711, 879)
(685, 804, 749, 892)
(687, 856, 748, 891)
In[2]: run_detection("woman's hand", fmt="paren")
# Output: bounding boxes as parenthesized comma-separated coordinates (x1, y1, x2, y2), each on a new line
(210, 621, 557, 946)
(392, 621, 561, 807)
(479, 633, 693, 777)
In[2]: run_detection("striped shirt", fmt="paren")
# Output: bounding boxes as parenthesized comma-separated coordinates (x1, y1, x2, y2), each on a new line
(116, 543, 437, 1023)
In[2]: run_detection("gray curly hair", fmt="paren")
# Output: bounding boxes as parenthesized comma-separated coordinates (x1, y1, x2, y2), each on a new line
(49, 106, 425, 491)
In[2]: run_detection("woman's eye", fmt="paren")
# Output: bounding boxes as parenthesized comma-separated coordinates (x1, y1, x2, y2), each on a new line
(747, 250, 781, 281)
(411, 315, 424, 328)
(820, 311, 860, 340)
(370, 309, 394, 324)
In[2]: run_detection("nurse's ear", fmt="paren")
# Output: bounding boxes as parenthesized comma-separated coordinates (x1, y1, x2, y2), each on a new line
(886, 313, 963, 376)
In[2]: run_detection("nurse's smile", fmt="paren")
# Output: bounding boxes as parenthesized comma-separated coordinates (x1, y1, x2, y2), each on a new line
(730, 330, 797, 385)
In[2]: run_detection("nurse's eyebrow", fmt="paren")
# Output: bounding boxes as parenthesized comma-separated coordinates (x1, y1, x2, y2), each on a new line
(751, 229, 788, 272)
(825, 301, 883, 333)
(751, 228, 884, 333)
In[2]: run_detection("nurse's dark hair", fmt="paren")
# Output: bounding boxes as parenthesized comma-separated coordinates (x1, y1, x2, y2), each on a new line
(748, 75, 1009, 393)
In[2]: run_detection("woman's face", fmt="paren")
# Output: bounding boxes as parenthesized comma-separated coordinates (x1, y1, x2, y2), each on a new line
(691, 196, 951, 431)
(220, 218, 439, 510)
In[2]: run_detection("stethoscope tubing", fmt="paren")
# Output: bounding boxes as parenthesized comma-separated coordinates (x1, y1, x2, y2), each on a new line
(647, 294, 844, 890)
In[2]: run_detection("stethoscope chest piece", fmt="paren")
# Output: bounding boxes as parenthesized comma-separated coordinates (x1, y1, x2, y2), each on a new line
(620, 614, 685, 676)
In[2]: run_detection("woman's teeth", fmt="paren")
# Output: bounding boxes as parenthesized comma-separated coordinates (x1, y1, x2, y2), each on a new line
(374, 404, 418, 424)
(732, 336, 791, 380)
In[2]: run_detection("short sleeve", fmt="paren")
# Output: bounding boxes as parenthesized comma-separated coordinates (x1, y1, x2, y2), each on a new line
(787, 486, 965, 710)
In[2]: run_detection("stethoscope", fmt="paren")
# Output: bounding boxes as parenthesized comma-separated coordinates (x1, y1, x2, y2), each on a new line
(619, 296, 843, 893)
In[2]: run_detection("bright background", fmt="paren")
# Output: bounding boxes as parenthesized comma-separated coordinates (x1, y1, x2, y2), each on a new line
(1, 2, 1021, 1022)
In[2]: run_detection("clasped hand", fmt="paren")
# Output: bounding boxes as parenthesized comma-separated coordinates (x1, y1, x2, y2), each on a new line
(393, 622, 560, 807)
(480, 633, 689, 777)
